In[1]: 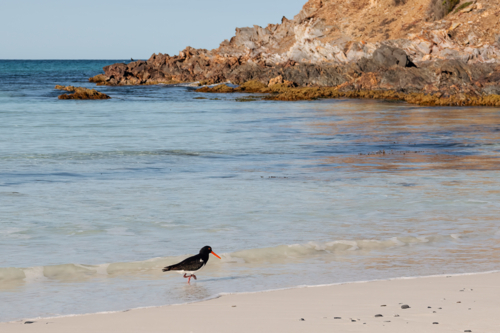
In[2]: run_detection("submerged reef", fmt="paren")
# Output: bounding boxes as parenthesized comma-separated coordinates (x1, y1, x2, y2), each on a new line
(196, 81, 500, 106)
(55, 86, 111, 100)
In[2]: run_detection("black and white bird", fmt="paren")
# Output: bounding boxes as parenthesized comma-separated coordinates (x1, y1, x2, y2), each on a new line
(162, 246, 221, 283)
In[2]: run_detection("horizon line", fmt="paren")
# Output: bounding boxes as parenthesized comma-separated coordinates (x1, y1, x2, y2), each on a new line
(0, 59, 140, 61)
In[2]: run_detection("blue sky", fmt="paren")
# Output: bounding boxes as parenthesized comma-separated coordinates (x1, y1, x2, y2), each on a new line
(0, 0, 306, 59)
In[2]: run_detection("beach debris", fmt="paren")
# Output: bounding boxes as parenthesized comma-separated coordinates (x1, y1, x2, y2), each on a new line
(401, 304, 410, 309)
(464, 330, 472, 332)
(300, 318, 305, 321)
(381, 304, 387, 307)
(433, 322, 439, 324)
(351, 319, 356, 322)
(24, 321, 35, 324)
(428, 306, 432, 308)
(375, 314, 383, 317)
(55, 86, 110, 100)
(334, 317, 341, 319)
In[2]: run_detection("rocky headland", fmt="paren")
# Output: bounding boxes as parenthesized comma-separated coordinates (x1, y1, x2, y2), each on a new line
(89, 0, 500, 105)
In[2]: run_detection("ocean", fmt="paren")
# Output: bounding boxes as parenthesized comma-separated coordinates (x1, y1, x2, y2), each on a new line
(1, 60, 499, 322)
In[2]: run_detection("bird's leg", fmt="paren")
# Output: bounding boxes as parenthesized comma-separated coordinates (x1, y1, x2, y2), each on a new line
(183, 274, 189, 278)
(192, 275, 197, 280)
(187, 275, 192, 284)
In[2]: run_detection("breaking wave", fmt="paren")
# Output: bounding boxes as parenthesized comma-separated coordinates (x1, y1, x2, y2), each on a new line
(0, 234, 459, 285)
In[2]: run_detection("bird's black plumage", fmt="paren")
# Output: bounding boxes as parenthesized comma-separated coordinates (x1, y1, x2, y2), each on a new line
(162, 246, 215, 273)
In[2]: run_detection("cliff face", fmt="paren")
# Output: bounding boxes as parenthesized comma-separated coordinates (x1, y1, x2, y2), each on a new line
(217, 0, 500, 64)
(93, 0, 500, 97)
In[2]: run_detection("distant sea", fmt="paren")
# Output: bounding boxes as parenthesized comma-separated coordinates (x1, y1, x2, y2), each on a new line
(1, 60, 499, 322)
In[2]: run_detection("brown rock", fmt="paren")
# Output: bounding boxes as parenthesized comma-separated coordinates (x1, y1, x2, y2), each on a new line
(88, 74, 107, 84)
(235, 80, 267, 92)
(269, 75, 284, 86)
(196, 84, 235, 93)
(57, 87, 111, 100)
(55, 85, 76, 92)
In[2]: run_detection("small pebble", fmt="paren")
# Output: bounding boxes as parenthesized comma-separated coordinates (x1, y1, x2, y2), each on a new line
(334, 317, 341, 319)
(375, 314, 383, 317)
(24, 321, 35, 325)
(464, 330, 472, 332)
(394, 314, 400, 317)
(381, 305, 386, 307)
(351, 319, 356, 322)
(384, 321, 391, 323)
(433, 322, 439, 325)
(457, 301, 461, 303)
(401, 304, 410, 309)
(300, 318, 305, 321)
(433, 311, 436, 313)
(439, 307, 442, 309)
(232, 305, 236, 307)
(428, 306, 431, 308)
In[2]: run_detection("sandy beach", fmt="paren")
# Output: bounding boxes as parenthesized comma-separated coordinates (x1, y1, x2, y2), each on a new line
(2, 271, 499, 333)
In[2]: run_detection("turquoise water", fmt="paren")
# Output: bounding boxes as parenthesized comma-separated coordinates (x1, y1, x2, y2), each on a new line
(1, 60, 499, 322)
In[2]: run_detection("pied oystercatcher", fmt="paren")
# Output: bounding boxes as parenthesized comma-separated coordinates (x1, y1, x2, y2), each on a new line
(162, 246, 221, 283)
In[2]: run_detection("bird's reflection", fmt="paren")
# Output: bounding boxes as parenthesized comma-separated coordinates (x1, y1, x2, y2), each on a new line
(176, 283, 211, 302)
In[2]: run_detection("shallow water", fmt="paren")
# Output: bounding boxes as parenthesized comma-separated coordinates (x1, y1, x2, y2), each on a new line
(1, 60, 499, 322)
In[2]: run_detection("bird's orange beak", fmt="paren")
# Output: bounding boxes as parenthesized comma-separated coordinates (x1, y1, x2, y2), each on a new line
(211, 251, 221, 259)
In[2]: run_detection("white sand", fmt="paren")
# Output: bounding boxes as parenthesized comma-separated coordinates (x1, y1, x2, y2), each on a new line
(2, 272, 499, 333)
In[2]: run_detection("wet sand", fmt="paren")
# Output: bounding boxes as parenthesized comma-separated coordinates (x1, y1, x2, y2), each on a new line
(2, 271, 499, 333)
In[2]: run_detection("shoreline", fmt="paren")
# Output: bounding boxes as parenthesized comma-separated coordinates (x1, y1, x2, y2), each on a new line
(3, 270, 499, 332)
(195, 83, 500, 106)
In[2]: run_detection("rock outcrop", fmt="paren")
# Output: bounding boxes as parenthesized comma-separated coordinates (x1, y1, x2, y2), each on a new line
(89, 0, 500, 101)
(56, 86, 111, 100)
